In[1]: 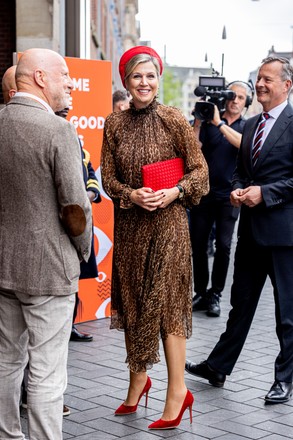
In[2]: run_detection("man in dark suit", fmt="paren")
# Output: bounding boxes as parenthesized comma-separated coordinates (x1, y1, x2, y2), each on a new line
(186, 56, 293, 404)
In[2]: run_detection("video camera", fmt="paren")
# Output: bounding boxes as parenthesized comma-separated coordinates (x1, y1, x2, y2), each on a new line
(192, 75, 236, 121)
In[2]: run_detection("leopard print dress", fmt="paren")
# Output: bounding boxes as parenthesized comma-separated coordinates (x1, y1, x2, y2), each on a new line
(101, 99, 209, 373)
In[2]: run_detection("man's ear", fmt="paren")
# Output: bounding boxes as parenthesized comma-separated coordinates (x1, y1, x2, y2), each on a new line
(34, 69, 45, 87)
(9, 89, 17, 99)
(285, 79, 292, 94)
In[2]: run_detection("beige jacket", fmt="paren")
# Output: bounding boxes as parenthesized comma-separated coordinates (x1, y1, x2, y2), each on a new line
(0, 96, 92, 295)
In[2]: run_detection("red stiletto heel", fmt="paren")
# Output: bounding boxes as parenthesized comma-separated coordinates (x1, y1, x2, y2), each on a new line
(115, 376, 152, 415)
(148, 389, 194, 429)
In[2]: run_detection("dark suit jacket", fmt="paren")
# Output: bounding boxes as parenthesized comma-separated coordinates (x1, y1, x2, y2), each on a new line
(80, 146, 101, 279)
(232, 103, 293, 246)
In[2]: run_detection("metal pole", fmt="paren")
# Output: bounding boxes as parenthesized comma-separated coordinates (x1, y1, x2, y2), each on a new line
(221, 53, 224, 76)
(221, 25, 226, 77)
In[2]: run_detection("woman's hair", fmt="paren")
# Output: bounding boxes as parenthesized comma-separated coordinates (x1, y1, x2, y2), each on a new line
(124, 54, 161, 86)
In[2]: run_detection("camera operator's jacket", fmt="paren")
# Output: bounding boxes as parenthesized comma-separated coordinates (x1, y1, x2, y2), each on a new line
(200, 116, 245, 199)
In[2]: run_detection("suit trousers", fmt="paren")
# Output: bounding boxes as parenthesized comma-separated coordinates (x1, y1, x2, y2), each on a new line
(0, 290, 75, 440)
(207, 230, 293, 382)
(189, 197, 239, 296)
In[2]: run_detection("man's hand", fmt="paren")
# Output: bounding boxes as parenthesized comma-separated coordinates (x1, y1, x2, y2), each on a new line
(211, 105, 221, 126)
(230, 186, 263, 208)
(230, 188, 244, 207)
(87, 190, 96, 203)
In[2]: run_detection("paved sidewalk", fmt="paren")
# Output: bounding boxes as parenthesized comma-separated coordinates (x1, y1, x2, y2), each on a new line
(21, 235, 293, 439)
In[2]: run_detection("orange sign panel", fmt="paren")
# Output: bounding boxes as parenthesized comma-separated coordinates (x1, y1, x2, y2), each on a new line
(65, 57, 113, 323)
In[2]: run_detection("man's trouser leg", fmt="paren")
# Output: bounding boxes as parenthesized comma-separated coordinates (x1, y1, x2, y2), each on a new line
(0, 289, 75, 440)
(207, 236, 267, 374)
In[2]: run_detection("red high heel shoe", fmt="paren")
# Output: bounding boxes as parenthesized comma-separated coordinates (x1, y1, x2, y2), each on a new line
(148, 389, 194, 429)
(115, 376, 152, 415)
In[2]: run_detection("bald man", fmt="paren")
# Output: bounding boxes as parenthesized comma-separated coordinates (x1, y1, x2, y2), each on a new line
(1, 64, 17, 104)
(0, 48, 92, 440)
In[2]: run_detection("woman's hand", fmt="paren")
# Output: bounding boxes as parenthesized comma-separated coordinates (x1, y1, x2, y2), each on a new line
(130, 187, 165, 211)
(130, 186, 180, 211)
(156, 187, 180, 209)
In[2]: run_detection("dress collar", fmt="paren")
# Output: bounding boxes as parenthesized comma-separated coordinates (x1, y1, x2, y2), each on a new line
(130, 98, 158, 115)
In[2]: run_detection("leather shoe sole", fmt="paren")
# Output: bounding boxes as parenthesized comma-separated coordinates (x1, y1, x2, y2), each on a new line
(70, 328, 93, 342)
(206, 307, 221, 317)
(63, 405, 71, 416)
(185, 360, 225, 387)
(265, 381, 293, 404)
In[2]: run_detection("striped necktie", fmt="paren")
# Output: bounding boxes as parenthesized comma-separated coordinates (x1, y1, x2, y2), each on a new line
(252, 112, 270, 166)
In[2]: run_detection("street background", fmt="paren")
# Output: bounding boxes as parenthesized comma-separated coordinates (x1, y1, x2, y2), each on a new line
(21, 230, 293, 439)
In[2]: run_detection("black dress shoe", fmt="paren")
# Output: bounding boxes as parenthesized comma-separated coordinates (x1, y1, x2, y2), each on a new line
(185, 360, 226, 387)
(265, 381, 293, 404)
(192, 294, 208, 311)
(70, 327, 93, 342)
(206, 292, 221, 317)
(21, 387, 27, 409)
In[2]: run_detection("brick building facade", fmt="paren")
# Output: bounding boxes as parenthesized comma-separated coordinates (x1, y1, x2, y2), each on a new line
(0, 0, 139, 106)
(0, 0, 16, 103)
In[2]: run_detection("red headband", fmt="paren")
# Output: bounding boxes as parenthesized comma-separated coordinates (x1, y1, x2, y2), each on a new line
(119, 46, 163, 87)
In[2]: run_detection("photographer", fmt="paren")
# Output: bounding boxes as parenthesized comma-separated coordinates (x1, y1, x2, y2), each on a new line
(190, 81, 251, 317)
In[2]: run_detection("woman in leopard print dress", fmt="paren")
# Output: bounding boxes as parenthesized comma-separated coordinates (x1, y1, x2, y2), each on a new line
(101, 46, 209, 428)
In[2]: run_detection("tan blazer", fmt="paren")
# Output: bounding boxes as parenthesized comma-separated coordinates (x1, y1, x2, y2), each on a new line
(0, 96, 92, 295)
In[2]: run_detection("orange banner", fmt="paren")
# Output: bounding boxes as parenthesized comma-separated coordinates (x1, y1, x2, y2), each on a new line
(65, 57, 113, 323)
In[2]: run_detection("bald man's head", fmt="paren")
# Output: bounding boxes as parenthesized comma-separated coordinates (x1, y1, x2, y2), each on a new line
(2, 65, 17, 104)
(16, 48, 60, 86)
(15, 48, 73, 112)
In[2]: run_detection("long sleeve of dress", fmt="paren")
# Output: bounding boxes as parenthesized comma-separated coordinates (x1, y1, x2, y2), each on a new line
(101, 100, 209, 209)
(157, 105, 209, 207)
(100, 124, 134, 209)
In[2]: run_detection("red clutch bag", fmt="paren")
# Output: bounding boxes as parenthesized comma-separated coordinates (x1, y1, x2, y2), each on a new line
(141, 157, 184, 191)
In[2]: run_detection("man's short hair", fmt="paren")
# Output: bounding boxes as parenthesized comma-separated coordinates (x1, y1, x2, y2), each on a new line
(112, 90, 130, 107)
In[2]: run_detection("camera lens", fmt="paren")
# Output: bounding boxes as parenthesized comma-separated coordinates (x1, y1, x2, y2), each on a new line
(194, 102, 215, 121)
